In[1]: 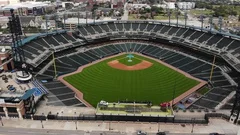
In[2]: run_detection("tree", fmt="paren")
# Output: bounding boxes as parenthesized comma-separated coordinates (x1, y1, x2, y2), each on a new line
(144, 8, 151, 13)
(151, 6, 163, 15)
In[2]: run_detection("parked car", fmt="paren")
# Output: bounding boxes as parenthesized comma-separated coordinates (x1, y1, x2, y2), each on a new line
(156, 132, 166, 135)
(137, 130, 147, 135)
(209, 133, 219, 135)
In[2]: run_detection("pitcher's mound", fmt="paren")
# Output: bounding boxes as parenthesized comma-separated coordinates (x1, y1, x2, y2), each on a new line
(108, 60, 153, 70)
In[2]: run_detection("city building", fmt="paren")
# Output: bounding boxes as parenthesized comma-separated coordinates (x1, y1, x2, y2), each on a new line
(0, 1, 56, 16)
(177, 2, 195, 10)
(0, 48, 14, 71)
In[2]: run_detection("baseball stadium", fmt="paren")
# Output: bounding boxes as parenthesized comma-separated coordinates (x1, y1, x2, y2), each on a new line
(1, 18, 240, 133)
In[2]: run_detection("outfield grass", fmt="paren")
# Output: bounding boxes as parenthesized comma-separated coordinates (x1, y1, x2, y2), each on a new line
(64, 54, 199, 107)
(118, 56, 142, 66)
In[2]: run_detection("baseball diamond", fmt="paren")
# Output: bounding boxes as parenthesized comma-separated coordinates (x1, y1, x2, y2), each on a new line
(63, 53, 200, 107)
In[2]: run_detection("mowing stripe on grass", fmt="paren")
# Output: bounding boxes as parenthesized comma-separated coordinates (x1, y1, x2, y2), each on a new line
(64, 54, 199, 107)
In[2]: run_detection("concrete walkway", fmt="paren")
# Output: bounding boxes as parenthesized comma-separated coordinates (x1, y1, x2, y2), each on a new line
(121, 3, 128, 20)
(0, 118, 238, 135)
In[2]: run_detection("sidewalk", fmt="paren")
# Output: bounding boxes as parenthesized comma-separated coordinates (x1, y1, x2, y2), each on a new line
(0, 118, 238, 134)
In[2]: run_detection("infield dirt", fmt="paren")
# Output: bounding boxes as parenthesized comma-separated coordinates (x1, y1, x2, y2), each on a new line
(107, 60, 153, 70)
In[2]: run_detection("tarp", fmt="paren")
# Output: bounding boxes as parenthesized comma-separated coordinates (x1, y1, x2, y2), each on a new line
(20, 88, 36, 100)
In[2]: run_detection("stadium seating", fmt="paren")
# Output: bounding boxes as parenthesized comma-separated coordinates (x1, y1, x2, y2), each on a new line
(132, 23, 139, 31)
(19, 32, 82, 67)
(206, 34, 223, 46)
(42, 81, 85, 107)
(167, 27, 180, 36)
(73, 21, 240, 71)
(54, 34, 69, 44)
(33, 41, 236, 109)
(20, 21, 240, 108)
(91, 25, 103, 33)
(44, 36, 60, 46)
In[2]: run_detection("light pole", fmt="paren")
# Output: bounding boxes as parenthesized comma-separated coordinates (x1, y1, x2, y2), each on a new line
(0, 116, 3, 126)
(175, 9, 179, 27)
(41, 113, 44, 129)
(184, 12, 188, 28)
(45, 14, 48, 33)
(200, 14, 204, 31)
(218, 16, 223, 33)
(191, 118, 195, 133)
(55, 13, 58, 31)
(75, 120, 77, 130)
(167, 9, 171, 26)
(208, 15, 213, 32)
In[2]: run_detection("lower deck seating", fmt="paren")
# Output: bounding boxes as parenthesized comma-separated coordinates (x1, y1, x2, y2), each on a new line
(42, 81, 85, 107)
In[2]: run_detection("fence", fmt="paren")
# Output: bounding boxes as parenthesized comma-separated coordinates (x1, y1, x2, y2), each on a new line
(20, 112, 230, 125)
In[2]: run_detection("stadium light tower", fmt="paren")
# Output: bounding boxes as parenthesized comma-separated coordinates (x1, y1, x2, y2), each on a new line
(8, 9, 28, 76)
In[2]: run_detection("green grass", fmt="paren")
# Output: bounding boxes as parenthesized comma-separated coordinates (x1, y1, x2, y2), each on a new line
(96, 103, 173, 116)
(153, 15, 185, 20)
(118, 56, 142, 66)
(189, 9, 214, 16)
(64, 54, 200, 107)
(128, 14, 185, 20)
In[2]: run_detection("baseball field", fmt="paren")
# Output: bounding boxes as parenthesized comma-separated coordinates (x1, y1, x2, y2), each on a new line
(63, 54, 200, 107)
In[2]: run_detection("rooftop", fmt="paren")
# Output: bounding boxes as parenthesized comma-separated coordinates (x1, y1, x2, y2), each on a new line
(63, 17, 117, 24)
(2, 1, 53, 9)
